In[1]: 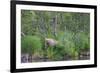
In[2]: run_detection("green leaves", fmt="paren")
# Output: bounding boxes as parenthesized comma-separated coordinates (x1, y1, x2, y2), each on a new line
(21, 36, 42, 54)
(21, 10, 90, 61)
(47, 45, 65, 61)
(73, 32, 90, 51)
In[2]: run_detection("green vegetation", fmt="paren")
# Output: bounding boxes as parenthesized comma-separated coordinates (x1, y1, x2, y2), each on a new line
(21, 36, 43, 56)
(21, 10, 90, 62)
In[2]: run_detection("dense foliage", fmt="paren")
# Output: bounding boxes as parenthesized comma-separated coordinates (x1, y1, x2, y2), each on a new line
(21, 10, 90, 62)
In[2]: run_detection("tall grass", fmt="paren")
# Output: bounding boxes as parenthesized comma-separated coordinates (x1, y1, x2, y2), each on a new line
(21, 31, 90, 61)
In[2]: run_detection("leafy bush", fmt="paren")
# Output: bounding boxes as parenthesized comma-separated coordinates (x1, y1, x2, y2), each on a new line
(54, 43, 66, 60)
(21, 36, 42, 56)
(73, 32, 90, 52)
(63, 39, 79, 59)
(46, 44, 65, 61)
(54, 31, 77, 59)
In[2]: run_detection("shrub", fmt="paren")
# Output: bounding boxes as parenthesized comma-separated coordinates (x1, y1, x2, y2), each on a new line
(73, 32, 90, 52)
(21, 36, 42, 56)
(46, 44, 65, 61)
(55, 31, 79, 60)
(54, 43, 65, 60)
(62, 39, 79, 59)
